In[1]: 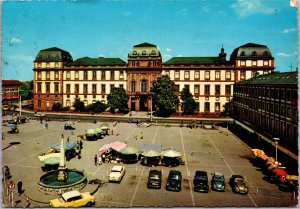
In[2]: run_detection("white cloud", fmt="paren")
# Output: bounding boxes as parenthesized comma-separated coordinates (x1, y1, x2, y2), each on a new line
(281, 28, 297, 34)
(176, 54, 183, 57)
(9, 37, 22, 46)
(277, 51, 297, 57)
(230, 0, 276, 17)
(6, 54, 34, 62)
(165, 48, 172, 52)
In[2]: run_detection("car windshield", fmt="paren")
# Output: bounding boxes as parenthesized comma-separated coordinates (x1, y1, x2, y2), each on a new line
(235, 177, 244, 182)
(214, 175, 224, 181)
(169, 175, 180, 180)
(150, 174, 159, 180)
(195, 175, 207, 181)
(111, 170, 121, 173)
(59, 197, 66, 203)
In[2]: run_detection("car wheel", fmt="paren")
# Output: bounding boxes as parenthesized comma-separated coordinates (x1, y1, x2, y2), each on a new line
(86, 202, 93, 207)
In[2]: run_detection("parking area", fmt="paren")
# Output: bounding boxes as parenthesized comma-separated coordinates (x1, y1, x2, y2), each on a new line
(2, 118, 298, 207)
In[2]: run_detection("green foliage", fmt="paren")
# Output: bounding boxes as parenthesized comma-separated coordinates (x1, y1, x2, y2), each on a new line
(107, 87, 129, 113)
(180, 87, 197, 115)
(52, 102, 62, 111)
(222, 99, 233, 116)
(20, 80, 33, 100)
(86, 101, 108, 113)
(150, 75, 179, 117)
(73, 98, 85, 112)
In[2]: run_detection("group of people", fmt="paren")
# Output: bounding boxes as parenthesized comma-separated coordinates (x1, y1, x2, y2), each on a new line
(94, 154, 105, 166)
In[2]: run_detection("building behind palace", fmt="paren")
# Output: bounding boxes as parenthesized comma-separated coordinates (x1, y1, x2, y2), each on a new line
(2, 80, 23, 105)
(232, 71, 298, 153)
(32, 42, 275, 114)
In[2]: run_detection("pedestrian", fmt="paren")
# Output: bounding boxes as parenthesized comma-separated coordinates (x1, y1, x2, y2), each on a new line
(111, 129, 114, 135)
(17, 180, 23, 195)
(79, 140, 83, 149)
(67, 137, 70, 142)
(45, 122, 48, 129)
(102, 154, 106, 163)
(94, 154, 98, 166)
(98, 155, 102, 165)
(40, 117, 43, 124)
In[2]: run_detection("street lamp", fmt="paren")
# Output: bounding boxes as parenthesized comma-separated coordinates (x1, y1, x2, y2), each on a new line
(273, 138, 280, 163)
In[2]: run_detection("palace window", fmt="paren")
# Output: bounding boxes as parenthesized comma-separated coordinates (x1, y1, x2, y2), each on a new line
(215, 102, 220, 112)
(175, 71, 180, 79)
(75, 84, 79, 93)
(165, 70, 170, 76)
(119, 84, 124, 89)
(184, 71, 190, 80)
(204, 85, 210, 95)
(240, 71, 246, 80)
(101, 84, 106, 93)
(110, 71, 115, 80)
(37, 63, 41, 68)
(141, 80, 147, 93)
(46, 83, 50, 92)
(92, 71, 97, 79)
(84, 71, 88, 80)
(55, 71, 59, 80)
(225, 85, 231, 95)
(46, 72, 50, 79)
(194, 85, 199, 94)
(66, 71, 71, 79)
(110, 84, 115, 93)
(46, 62, 50, 68)
(55, 62, 59, 68)
(204, 102, 210, 112)
(75, 71, 79, 79)
(37, 72, 42, 79)
(83, 84, 88, 93)
(240, 61, 246, 66)
(119, 71, 124, 79)
(225, 71, 231, 80)
(54, 83, 59, 93)
(205, 71, 210, 80)
(92, 84, 97, 93)
(215, 85, 220, 95)
(131, 82, 136, 92)
(101, 71, 105, 80)
(66, 84, 70, 93)
(195, 71, 200, 79)
(252, 60, 257, 66)
(215, 71, 220, 80)
(37, 83, 42, 93)
(263, 60, 269, 66)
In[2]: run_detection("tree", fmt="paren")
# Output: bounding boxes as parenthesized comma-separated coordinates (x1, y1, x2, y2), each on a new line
(222, 99, 233, 116)
(180, 87, 197, 115)
(150, 75, 179, 117)
(73, 98, 85, 112)
(107, 87, 129, 113)
(52, 102, 62, 111)
(86, 101, 108, 113)
(20, 80, 33, 100)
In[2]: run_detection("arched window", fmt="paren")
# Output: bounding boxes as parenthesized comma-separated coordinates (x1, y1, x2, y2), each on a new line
(252, 51, 257, 56)
(141, 80, 147, 93)
(151, 50, 156, 55)
(142, 50, 146, 55)
(263, 51, 269, 56)
(240, 51, 245, 56)
(133, 51, 137, 55)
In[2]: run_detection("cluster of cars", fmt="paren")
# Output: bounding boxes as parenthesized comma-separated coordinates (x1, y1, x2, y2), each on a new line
(108, 166, 248, 194)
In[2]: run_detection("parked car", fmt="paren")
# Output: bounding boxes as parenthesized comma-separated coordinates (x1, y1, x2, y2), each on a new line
(211, 172, 226, 192)
(147, 170, 162, 189)
(64, 121, 75, 130)
(109, 165, 126, 182)
(229, 175, 248, 194)
(193, 171, 209, 193)
(128, 118, 140, 124)
(49, 190, 95, 207)
(2, 105, 9, 111)
(34, 112, 46, 117)
(166, 170, 182, 191)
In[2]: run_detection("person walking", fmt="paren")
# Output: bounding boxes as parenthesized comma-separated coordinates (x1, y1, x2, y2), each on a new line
(17, 180, 23, 195)
(45, 122, 48, 129)
(94, 155, 98, 166)
(98, 155, 102, 165)
(79, 140, 83, 149)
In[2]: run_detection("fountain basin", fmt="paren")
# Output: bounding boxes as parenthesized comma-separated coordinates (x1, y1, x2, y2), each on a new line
(38, 169, 87, 195)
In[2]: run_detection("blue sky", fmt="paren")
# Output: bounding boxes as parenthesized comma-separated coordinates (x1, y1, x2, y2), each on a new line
(2, 0, 299, 81)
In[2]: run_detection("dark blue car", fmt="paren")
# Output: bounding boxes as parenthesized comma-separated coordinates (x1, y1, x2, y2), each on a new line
(166, 170, 182, 192)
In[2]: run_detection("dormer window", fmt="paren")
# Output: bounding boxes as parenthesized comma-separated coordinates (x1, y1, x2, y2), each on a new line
(142, 50, 146, 55)
(263, 51, 269, 56)
(252, 51, 257, 56)
(240, 51, 245, 56)
(151, 50, 156, 55)
(133, 51, 137, 55)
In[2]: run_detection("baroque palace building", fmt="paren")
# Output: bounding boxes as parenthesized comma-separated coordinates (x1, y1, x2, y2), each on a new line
(33, 42, 275, 113)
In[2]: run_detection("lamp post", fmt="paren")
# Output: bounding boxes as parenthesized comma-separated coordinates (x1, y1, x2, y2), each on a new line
(273, 138, 280, 163)
(150, 96, 153, 122)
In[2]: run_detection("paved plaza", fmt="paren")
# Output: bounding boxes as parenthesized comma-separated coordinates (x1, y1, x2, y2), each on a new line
(2, 118, 298, 207)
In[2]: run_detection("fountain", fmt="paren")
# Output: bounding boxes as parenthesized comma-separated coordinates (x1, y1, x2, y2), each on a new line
(38, 135, 87, 195)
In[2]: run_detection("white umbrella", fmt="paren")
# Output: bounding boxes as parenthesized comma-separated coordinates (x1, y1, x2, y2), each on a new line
(161, 150, 182, 158)
(142, 150, 160, 157)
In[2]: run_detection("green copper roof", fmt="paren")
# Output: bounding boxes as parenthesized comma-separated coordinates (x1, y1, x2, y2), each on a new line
(237, 72, 298, 85)
(230, 42, 274, 61)
(66, 57, 126, 66)
(128, 42, 161, 57)
(163, 57, 230, 65)
(35, 47, 73, 62)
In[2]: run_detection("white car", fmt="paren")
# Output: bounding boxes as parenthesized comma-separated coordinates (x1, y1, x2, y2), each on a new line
(109, 165, 125, 182)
